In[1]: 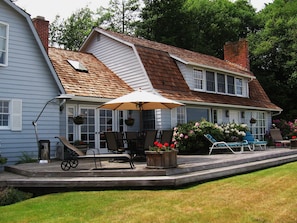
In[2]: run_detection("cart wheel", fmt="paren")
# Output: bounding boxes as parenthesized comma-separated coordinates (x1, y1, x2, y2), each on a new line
(70, 159, 78, 168)
(61, 160, 71, 171)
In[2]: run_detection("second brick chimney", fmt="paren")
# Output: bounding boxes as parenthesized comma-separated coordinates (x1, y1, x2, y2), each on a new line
(224, 39, 250, 70)
(32, 16, 49, 53)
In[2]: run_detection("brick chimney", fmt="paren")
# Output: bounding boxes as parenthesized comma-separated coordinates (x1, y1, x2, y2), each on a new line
(224, 39, 250, 70)
(32, 16, 49, 53)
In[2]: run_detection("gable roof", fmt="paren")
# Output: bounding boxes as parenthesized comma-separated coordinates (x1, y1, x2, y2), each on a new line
(48, 48, 133, 99)
(3, 0, 64, 94)
(81, 28, 281, 111)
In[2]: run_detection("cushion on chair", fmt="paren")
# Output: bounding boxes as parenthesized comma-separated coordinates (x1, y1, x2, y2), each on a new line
(244, 131, 255, 142)
(205, 134, 217, 143)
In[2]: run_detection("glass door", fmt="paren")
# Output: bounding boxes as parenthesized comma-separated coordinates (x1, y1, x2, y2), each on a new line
(80, 108, 96, 149)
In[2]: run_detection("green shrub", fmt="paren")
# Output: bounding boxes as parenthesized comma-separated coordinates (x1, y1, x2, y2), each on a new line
(173, 120, 249, 154)
(0, 187, 32, 206)
(16, 152, 38, 164)
(0, 156, 7, 165)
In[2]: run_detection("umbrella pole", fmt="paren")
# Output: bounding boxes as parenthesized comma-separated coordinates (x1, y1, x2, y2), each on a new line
(139, 108, 143, 133)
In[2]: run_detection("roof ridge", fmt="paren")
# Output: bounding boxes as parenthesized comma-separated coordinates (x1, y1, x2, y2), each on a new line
(98, 28, 253, 76)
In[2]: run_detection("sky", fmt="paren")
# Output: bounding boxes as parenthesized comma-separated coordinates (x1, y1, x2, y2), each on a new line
(15, 0, 274, 23)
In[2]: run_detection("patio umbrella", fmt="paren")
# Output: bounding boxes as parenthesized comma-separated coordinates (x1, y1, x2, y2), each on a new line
(99, 89, 183, 110)
(99, 89, 183, 130)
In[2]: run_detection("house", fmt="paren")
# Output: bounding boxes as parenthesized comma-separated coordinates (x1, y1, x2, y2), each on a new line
(2, 0, 282, 162)
(47, 26, 281, 154)
(78, 28, 281, 141)
(0, 0, 66, 164)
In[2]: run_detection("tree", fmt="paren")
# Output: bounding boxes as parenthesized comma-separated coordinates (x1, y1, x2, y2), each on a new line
(183, 0, 258, 58)
(98, 0, 141, 34)
(138, 0, 258, 58)
(49, 7, 98, 50)
(248, 0, 297, 120)
(137, 0, 190, 49)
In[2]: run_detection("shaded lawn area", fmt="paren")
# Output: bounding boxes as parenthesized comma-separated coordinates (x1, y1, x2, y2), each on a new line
(1, 162, 297, 223)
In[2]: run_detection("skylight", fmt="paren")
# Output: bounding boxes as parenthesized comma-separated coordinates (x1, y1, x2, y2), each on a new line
(67, 59, 88, 72)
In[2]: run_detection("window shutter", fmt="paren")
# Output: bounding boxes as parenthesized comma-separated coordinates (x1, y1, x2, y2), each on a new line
(11, 99, 22, 131)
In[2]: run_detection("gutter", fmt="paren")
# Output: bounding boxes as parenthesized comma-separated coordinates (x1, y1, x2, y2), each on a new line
(178, 100, 283, 112)
(170, 54, 256, 79)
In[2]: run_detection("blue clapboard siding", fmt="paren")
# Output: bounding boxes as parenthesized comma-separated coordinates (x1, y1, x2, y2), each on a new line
(0, 1, 63, 164)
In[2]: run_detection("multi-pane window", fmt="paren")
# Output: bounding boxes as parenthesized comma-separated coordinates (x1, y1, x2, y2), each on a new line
(177, 106, 185, 124)
(206, 71, 215, 92)
(67, 107, 75, 142)
(227, 75, 235, 94)
(217, 73, 225, 93)
(143, 110, 155, 130)
(192, 68, 246, 97)
(193, 69, 203, 90)
(0, 22, 8, 66)
(0, 100, 9, 127)
(236, 78, 243, 95)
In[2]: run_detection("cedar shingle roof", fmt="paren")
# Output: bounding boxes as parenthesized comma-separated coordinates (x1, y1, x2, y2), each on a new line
(136, 45, 280, 110)
(100, 28, 253, 76)
(48, 48, 132, 99)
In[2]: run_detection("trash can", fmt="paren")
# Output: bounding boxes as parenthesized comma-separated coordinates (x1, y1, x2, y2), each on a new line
(39, 140, 50, 162)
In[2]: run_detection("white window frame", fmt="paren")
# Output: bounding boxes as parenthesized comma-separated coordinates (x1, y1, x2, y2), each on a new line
(206, 71, 215, 92)
(193, 69, 203, 90)
(192, 67, 247, 97)
(176, 106, 186, 125)
(236, 78, 243, 96)
(0, 99, 22, 131)
(217, 73, 226, 93)
(0, 100, 9, 129)
(0, 22, 8, 67)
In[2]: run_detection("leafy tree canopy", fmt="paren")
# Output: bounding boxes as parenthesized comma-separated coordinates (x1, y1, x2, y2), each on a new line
(248, 0, 297, 120)
(138, 0, 258, 58)
(98, 0, 141, 34)
(50, 7, 98, 50)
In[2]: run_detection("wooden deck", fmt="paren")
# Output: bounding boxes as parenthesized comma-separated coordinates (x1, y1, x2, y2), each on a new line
(1, 148, 297, 193)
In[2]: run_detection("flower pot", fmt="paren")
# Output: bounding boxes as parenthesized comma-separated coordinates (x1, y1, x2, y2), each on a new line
(250, 118, 257, 124)
(72, 116, 84, 125)
(125, 118, 134, 126)
(145, 150, 178, 169)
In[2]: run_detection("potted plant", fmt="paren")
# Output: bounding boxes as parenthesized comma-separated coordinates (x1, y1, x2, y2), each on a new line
(0, 153, 7, 172)
(72, 115, 84, 125)
(125, 117, 134, 126)
(250, 117, 257, 124)
(145, 141, 178, 169)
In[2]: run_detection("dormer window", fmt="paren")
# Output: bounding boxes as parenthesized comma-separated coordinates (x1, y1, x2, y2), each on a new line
(191, 67, 245, 97)
(206, 71, 215, 92)
(67, 59, 88, 72)
(0, 22, 8, 66)
(217, 73, 226, 93)
(193, 69, 203, 90)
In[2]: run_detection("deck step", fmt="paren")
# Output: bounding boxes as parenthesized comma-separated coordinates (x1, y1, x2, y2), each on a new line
(1, 149, 297, 189)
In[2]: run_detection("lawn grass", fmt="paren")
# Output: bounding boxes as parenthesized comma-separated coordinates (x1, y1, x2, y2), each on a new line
(1, 162, 297, 223)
